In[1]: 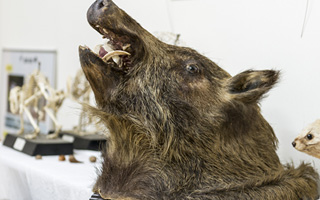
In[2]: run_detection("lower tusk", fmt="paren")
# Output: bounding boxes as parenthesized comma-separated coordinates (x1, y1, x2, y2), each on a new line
(102, 50, 130, 62)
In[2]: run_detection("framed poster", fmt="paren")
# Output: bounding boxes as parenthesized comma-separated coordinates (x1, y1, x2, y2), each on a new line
(0, 49, 57, 139)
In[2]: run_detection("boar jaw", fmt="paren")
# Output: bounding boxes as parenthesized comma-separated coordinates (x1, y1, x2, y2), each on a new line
(94, 25, 133, 72)
(79, 0, 156, 107)
(83, 0, 169, 78)
(85, 0, 148, 74)
(79, 45, 127, 106)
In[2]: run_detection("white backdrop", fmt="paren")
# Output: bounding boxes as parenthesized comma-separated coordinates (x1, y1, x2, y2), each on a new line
(0, 0, 319, 169)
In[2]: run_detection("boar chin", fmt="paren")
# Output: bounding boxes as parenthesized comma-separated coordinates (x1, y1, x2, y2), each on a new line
(79, 46, 126, 106)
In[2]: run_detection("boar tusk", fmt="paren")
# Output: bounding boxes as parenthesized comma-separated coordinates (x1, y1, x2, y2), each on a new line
(122, 44, 131, 50)
(102, 28, 109, 35)
(102, 50, 130, 62)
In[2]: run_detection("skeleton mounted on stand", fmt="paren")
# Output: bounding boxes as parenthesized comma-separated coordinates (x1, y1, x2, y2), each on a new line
(9, 67, 65, 139)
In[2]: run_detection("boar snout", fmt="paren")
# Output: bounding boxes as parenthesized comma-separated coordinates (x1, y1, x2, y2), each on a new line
(87, 0, 112, 28)
(87, 0, 143, 39)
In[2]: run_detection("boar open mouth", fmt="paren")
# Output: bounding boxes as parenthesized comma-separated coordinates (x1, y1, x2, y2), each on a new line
(79, 0, 150, 75)
(95, 25, 134, 72)
(82, 25, 134, 73)
(79, 0, 149, 105)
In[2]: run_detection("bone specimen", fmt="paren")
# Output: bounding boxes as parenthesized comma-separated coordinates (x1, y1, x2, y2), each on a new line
(9, 69, 65, 139)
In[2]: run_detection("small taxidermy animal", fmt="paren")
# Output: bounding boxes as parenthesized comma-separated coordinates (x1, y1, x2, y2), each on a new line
(293, 119, 320, 159)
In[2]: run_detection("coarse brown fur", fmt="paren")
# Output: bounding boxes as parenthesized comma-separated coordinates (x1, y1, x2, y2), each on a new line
(79, 0, 319, 199)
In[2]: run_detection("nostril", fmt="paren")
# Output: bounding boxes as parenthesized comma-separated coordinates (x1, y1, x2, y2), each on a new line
(96, 0, 110, 9)
(292, 141, 296, 147)
(97, 0, 104, 9)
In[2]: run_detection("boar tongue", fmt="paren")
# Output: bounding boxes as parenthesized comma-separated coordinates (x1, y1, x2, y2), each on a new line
(99, 47, 108, 58)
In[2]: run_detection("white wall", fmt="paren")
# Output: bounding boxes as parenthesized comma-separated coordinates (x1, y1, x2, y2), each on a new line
(0, 0, 320, 168)
(0, 0, 4, 138)
(0, 0, 2, 48)
(0, 0, 95, 134)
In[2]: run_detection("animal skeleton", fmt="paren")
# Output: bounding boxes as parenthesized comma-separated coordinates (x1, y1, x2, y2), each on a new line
(9, 70, 65, 139)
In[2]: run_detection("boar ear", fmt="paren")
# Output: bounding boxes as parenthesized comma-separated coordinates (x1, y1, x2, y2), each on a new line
(226, 70, 280, 103)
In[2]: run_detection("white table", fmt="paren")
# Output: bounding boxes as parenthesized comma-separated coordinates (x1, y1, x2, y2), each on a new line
(0, 143, 101, 200)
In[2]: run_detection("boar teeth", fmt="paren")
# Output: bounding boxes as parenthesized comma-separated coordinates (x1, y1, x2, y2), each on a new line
(94, 43, 113, 55)
(103, 42, 114, 52)
(102, 50, 130, 64)
(122, 44, 131, 50)
(112, 55, 120, 65)
(94, 42, 130, 66)
(103, 28, 108, 35)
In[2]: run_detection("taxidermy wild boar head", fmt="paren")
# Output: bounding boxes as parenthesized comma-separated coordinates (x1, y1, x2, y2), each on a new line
(79, 0, 319, 199)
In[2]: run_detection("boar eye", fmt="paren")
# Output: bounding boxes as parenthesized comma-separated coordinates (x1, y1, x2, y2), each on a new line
(186, 64, 199, 73)
(306, 134, 313, 140)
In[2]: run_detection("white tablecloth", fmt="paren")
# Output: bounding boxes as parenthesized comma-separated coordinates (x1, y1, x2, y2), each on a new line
(0, 143, 101, 200)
